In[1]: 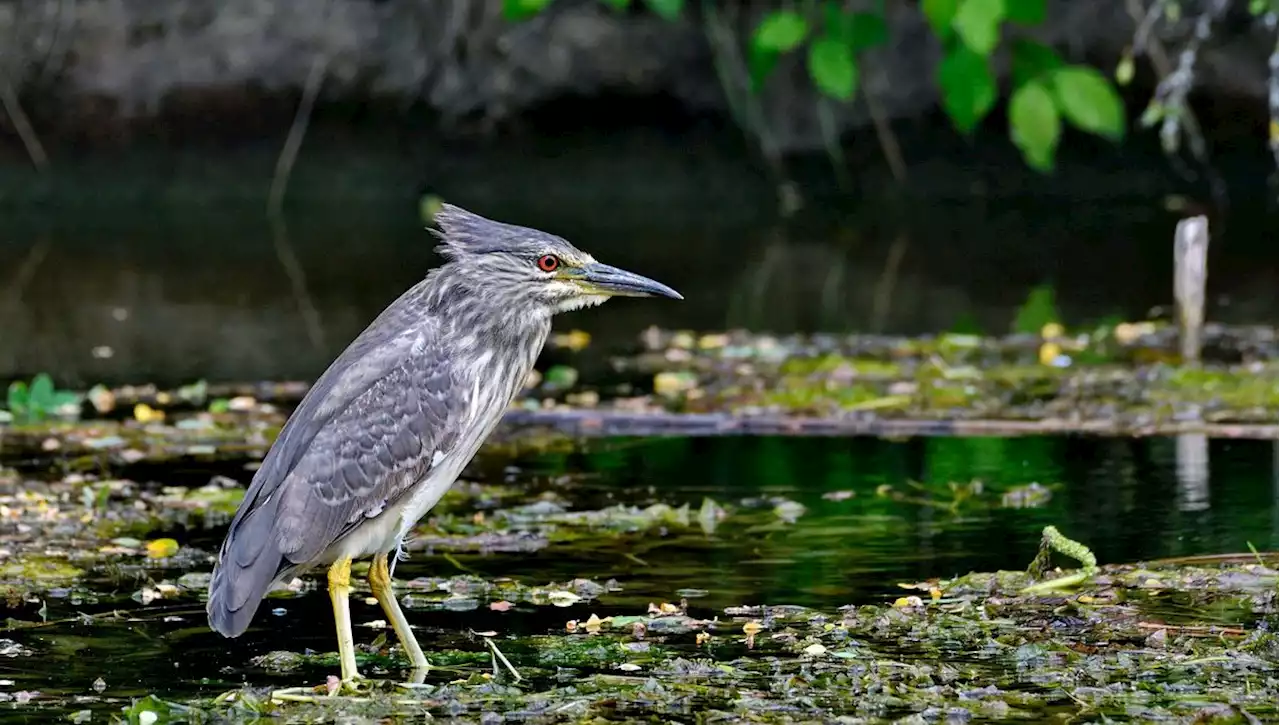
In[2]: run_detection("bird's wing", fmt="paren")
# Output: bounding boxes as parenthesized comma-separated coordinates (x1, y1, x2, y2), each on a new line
(269, 340, 465, 565)
(224, 281, 434, 541)
(208, 303, 470, 635)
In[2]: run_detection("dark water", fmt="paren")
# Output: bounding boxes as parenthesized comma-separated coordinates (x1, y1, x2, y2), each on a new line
(0, 126, 1276, 387)
(2, 434, 1275, 718)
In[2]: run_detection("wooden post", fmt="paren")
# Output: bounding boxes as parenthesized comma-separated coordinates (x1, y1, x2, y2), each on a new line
(1174, 216, 1209, 366)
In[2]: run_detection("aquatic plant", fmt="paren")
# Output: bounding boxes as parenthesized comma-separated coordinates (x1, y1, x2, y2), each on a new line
(3, 373, 81, 424)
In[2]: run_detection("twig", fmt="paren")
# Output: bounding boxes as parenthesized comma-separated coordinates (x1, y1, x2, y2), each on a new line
(0, 238, 51, 353)
(863, 87, 907, 184)
(1134, 622, 1248, 637)
(266, 44, 330, 354)
(477, 633, 523, 682)
(442, 552, 474, 573)
(868, 233, 908, 333)
(267, 216, 326, 354)
(0, 78, 47, 170)
(267, 53, 329, 218)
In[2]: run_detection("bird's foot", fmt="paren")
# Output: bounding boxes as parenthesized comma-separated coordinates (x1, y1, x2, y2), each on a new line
(402, 665, 429, 686)
(326, 672, 370, 697)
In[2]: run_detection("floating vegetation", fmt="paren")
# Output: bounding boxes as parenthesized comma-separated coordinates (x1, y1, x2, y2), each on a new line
(35, 548, 1277, 723)
(3, 325, 1275, 461)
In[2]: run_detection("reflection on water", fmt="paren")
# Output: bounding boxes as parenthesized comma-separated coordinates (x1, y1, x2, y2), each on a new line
(3, 434, 1275, 715)
(0, 131, 1276, 386)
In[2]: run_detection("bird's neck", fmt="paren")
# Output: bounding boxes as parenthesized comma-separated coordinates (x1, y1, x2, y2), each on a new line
(424, 271, 552, 383)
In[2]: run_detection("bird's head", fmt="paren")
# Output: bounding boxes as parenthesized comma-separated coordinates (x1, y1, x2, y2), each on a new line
(428, 203, 682, 314)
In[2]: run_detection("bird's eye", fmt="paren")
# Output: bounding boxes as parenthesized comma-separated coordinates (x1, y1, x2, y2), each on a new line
(536, 254, 560, 273)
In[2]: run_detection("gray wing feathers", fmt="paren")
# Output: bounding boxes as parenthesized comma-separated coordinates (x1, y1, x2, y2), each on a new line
(207, 306, 465, 638)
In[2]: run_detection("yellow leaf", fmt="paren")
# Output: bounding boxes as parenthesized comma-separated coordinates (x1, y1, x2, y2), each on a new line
(1038, 342, 1061, 366)
(583, 613, 608, 634)
(144, 538, 179, 559)
(892, 596, 924, 608)
(133, 403, 165, 423)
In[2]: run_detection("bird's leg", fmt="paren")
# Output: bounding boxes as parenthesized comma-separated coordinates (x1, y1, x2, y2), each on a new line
(369, 551, 429, 672)
(327, 557, 360, 683)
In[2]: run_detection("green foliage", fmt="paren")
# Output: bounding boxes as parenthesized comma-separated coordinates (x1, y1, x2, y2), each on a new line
(753, 11, 811, 52)
(937, 46, 996, 134)
(1010, 39, 1063, 88)
(1012, 284, 1060, 334)
(952, 0, 1005, 56)
(5, 373, 81, 423)
(746, 3, 889, 101)
(502, 0, 554, 22)
(949, 312, 984, 335)
(1005, 41, 1124, 169)
(1051, 66, 1127, 141)
(921, 0, 960, 39)
(808, 37, 858, 101)
(503, 0, 685, 21)
(642, 0, 683, 21)
(1008, 79, 1060, 171)
(506, 0, 1129, 173)
(919, 0, 1125, 171)
(1003, 0, 1045, 25)
(748, 10, 811, 91)
(824, 8, 888, 51)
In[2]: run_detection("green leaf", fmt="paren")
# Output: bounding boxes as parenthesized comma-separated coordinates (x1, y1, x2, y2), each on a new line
(29, 373, 55, 412)
(824, 5, 888, 50)
(937, 46, 996, 133)
(808, 36, 859, 101)
(598, 0, 631, 10)
(747, 10, 808, 53)
(1013, 284, 1060, 333)
(1010, 39, 1063, 87)
(1051, 65, 1126, 141)
(921, 0, 960, 39)
(502, 0, 554, 21)
(1008, 79, 1060, 171)
(641, 0, 682, 20)
(752, 11, 811, 53)
(952, 0, 1005, 55)
(1004, 0, 1045, 24)
(6, 381, 27, 414)
(748, 45, 781, 92)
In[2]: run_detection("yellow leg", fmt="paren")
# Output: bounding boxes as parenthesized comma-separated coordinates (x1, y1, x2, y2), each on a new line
(369, 552, 429, 673)
(327, 557, 360, 682)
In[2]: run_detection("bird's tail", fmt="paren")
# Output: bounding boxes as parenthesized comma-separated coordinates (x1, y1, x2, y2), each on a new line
(206, 493, 286, 638)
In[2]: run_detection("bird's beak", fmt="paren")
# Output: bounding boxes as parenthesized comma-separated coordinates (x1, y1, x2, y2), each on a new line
(575, 262, 683, 300)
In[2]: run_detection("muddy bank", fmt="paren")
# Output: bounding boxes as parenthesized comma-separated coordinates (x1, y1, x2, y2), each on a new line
(0, 0, 1273, 153)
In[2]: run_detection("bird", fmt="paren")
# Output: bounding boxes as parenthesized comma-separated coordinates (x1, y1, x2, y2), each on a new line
(205, 203, 681, 683)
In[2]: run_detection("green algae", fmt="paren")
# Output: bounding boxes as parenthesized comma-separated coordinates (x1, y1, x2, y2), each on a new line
(0, 428, 1275, 723)
(3, 327, 1277, 467)
(70, 553, 1280, 723)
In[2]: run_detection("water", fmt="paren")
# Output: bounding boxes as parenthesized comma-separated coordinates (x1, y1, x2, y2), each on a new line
(2, 433, 1274, 719)
(0, 122, 1275, 720)
(1, 127, 1276, 386)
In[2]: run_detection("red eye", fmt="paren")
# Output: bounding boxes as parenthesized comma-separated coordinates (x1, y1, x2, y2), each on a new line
(537, 254, 560, 272)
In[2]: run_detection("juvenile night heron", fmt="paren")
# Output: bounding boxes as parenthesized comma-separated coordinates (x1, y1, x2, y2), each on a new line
(206, 204, 680, 682)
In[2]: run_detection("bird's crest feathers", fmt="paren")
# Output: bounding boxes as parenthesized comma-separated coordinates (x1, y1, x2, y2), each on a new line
(430, 203, 561, 260)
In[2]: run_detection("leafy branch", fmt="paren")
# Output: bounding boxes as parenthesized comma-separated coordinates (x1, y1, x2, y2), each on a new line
(505, 0, 1131, 172)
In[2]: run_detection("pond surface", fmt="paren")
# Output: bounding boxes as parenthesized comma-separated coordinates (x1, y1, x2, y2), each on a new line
(2, 433, 1275, 720)
(1, 126, 1276, 387)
